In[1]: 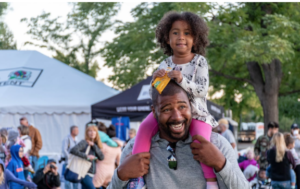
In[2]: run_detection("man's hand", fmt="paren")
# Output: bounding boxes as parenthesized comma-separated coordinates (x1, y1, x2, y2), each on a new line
(50, 164, 58, 175)
(191, 135, 226, 172)
(43, 164, 50, 174)
(117, 152, 150, 181)
(153, 69, 166, 80)
(167, 71, 183, 83)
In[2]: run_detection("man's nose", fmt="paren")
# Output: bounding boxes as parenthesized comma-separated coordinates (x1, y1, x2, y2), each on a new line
(171, 108, 183, 121)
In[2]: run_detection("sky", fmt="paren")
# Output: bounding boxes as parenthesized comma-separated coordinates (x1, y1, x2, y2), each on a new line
(2, 2, 140, 87)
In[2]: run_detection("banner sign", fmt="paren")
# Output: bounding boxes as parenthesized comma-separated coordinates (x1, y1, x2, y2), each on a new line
(137, 84, 151, 101)
(0, 67, 43, 87)
(116, 106, 151, 112)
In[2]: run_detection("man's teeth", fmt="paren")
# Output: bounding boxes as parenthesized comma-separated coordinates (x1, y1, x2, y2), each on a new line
(171, 123, 183, 130)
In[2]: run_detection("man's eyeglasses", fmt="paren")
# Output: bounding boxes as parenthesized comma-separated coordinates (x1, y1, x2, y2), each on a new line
(167, 145, 177, 170)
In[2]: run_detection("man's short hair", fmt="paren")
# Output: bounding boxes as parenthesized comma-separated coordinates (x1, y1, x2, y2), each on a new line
(47, 159, 56, 164)
(70, 125, 78, 133)
(267, 122, 279, 129)
(151, 80, 189, 107)
(129, 128, 136, 134)
(20, 117, 27, 121)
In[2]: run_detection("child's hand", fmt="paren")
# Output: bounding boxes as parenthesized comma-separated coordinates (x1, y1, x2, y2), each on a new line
(168, 71, 183, 83)
(153, 69, 166, 80)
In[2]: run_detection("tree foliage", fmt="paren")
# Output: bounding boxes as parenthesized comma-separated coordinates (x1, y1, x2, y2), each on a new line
(0, 2, 16, 50)
(21, 2, 120, 78)
(103, 2, 300, 128)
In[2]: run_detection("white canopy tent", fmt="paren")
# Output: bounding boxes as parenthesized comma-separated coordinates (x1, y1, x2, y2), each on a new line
(0, 50, 118, 158)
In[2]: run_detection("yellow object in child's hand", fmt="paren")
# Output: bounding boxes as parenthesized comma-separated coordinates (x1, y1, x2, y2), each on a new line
(152, 67, 172, 94)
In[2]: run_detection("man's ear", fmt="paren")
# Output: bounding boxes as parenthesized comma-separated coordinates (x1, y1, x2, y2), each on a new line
(151, 105, 156, 116)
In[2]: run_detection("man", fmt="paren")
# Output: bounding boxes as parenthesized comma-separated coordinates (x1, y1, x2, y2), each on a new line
(20, 117, 43, 171)
(218, 118, 238, 158)
(125, 128, 136, 146)
(108, 80, 250, 188)
(254, 122, 279, 169)
(61, 125, 79, 189)
(33, 159, 61, 189)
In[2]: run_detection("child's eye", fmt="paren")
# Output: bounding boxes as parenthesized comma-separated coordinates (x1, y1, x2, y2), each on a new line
(185, 32, 190, 35)
(163, 109, 170, 112)
(173, 32, 178, 35)
(179, 106, 186, 109)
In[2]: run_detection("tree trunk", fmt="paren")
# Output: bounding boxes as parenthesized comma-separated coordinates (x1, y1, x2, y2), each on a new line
(247, 59, 282, 133)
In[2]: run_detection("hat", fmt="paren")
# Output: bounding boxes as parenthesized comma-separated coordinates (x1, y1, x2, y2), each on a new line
(47, 159, 56, 164)
(218, 118, 229, 127)
(291, 123, 299, 130)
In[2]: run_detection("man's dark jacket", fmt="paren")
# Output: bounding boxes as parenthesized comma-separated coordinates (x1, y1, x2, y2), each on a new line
(32, 168, 60, 189)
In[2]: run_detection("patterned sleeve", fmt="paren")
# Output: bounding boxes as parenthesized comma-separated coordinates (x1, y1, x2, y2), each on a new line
(177, 56, 209, 98)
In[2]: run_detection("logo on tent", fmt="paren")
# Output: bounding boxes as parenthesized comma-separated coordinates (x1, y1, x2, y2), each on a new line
(0, 67, 43, 87)
(9, 70, 32, 80)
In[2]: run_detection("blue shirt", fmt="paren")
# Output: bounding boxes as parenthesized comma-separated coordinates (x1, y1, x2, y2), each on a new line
(111, 117, 130, 141)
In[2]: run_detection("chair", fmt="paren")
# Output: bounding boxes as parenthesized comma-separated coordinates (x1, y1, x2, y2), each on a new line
(36, 156, 49, 170)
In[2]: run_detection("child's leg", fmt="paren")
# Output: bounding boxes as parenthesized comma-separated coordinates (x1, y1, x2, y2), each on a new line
(189, 119, 216, 179)
(132, 112, 158, 154)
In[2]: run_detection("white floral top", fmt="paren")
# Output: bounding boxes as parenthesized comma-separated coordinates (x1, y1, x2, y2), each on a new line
(150, 54, 218, 128)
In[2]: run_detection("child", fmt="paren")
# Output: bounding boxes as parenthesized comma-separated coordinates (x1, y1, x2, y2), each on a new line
(129, 11, 219, 189)
(6, 145, 27, 189)
(5, 129, 34, 174)
(239, 148, 259, 181)
(284, 133, 299, 189)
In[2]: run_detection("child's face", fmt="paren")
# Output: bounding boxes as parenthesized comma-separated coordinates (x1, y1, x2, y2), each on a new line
(19, 147, 24, 158)
(259, 170, 266, 180)
(288, 142, 295, 150)
(168, 20, 194, 56)
(246, 151, 254, 160)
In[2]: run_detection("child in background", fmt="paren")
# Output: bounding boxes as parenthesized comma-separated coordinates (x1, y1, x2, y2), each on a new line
(129, 11, 219, 189)
(6, 145, 27, 189)
(284, 133, 299, 189)
(239, 148, 259, 181)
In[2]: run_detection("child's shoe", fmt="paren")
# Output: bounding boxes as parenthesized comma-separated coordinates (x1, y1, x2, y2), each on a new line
(25, 165, 35, 174)
(127, 176, 145, 189)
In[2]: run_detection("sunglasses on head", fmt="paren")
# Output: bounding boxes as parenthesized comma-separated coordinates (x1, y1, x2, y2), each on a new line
(167, 145, 177, 170)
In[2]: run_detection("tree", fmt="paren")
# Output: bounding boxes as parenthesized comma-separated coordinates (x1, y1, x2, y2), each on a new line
(0, 2, 16, 49)
(103, 2, 300, 132)
(21, 2, 120, 78)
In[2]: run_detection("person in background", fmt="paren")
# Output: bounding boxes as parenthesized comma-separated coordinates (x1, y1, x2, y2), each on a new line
(107, 125, 116, 139)
(249, 168, 269, 189)
(20, 117, 43, 171)
(6, 145, 26, 189)
(0, 159, 37, 189)
(267, 132, 296, 189)
(284, 133, 300, 189)
(291, 123, 300, 157)
(254, 122, 279, 169)
(0, 129, 8, 144)
(33, 159, 61, 189)
(218, 118, 238, 158)
(18, 125, 34, 180)
(61, 126, 79, 189)
(125, 129, 136, 145)
(95, 122, 118, 147)
(0, 135, 7, 163)
(70, 125, 104, 189)
(238, 148, 259, 181)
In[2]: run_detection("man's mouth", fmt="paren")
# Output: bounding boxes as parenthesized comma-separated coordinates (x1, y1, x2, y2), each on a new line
(168, 121, 185, 133)
(170, 123, 183, 130)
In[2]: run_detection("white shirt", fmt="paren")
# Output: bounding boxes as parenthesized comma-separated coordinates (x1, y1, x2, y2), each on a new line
(21, 135, 32, 157)
(151, 54, 218, 127)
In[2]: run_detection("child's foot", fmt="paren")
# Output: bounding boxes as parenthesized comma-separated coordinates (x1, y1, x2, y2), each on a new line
(207, 181, 219, 189)
(127, 176, 145, 189)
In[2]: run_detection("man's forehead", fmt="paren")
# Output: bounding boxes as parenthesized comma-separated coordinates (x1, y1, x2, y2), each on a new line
(157, 91, 189, 105)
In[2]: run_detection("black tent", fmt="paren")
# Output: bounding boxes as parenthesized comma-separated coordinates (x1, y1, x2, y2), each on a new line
(92, 76, 225, 121)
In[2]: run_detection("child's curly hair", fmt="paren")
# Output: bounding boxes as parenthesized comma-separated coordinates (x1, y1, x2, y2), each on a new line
(156, 11, 209, 56)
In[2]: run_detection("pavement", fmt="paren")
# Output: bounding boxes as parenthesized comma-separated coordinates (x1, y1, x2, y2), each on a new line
(237, 142, 254, 151)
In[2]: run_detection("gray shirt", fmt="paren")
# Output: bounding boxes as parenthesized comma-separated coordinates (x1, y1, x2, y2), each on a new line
(293, 135, 300, 158)
(61, 134, 78, 160)
(108, 132, 250, 189)
(222, 129, 238, 158)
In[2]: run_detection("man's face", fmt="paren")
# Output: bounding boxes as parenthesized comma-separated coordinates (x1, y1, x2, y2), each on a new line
(72, 128, 79, 136)
(129, 131, 136, 139)
(269, 127, 279, 137)
(152, 91, 192, 143)
(20, 119, 29, 127)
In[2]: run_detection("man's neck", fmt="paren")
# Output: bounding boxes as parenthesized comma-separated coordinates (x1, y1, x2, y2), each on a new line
(158, 132, 188, 144)
(70, 134, 76, 140)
